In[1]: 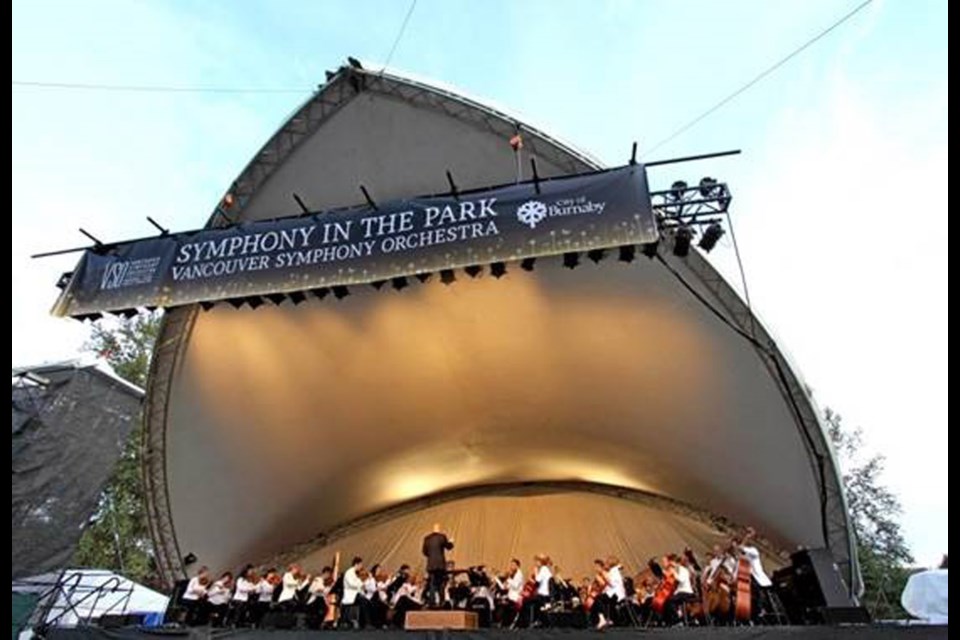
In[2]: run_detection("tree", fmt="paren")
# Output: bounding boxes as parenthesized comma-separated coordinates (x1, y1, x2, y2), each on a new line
(73, 311, 162, 588)
(825, 408, 913, 619)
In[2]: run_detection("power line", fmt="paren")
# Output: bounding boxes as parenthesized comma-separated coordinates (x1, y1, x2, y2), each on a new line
(643, 0, 875, 157)
(12, 80, 309, 94)
(381, 0, 418, 74)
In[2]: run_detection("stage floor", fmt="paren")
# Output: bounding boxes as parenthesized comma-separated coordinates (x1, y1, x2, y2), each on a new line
(48, 624, 947, 640)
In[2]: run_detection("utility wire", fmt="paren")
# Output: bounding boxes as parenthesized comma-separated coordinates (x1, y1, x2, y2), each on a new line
(380, 0, 418, 74)
(12, 80, 308, 94)
(644, 0, 874, 156)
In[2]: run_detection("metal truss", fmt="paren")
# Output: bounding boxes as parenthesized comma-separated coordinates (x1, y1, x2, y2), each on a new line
(651, 178, 732, 231)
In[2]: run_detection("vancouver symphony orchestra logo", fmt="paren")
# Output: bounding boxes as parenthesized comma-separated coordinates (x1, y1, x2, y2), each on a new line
(516, 196, 607, 229)
(100, 261, 129, 290)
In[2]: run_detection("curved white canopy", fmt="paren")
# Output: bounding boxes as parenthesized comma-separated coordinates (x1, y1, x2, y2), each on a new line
(142, 63, 858, 594)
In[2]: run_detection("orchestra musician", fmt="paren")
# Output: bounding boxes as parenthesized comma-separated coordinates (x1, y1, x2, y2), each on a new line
(305, 566, 333, 629)
(229, 566, 259, 628)
(206, 571, 234, 627)
(739, 527, 774, 620)
(597, 556, 626, 629)
(278, 564, 308, 612)
(495, 559, 525, 627)
(341, 557, 365, 629)
(662, 554, 697, 625)
(181, 566, 211, 626)
(391, 572, 424, 628)
(520, 554, 553, 628)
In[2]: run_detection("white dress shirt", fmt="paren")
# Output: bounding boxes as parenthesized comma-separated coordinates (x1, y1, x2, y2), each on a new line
(741, 545, 772, 587)
(604, 565, 626, 601)
(342, 567, 364, 605)
(207, 579, 232, 606)
(535, 566, 552, 597)
(307, 576, 330, 605)
(182, 576, 207, 601)
(505, 569, 524, 602)
(392, 582, 422, 607)
(232, 577, 257, 602)
(278, 571, 305, 603)
(674, 564, 694, 596)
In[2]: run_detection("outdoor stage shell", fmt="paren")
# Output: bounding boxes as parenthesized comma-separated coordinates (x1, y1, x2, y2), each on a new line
(142, 64, 860, 594)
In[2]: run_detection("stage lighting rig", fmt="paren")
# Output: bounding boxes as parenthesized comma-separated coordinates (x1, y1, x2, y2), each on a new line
(650, 175, 732, 257)
(490, 262, 507, 278)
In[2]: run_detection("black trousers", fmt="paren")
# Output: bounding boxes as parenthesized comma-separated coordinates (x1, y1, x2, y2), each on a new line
(589, 593, 617, 625)
(393, 596, 422, 628)
(425, 570, 447, 608)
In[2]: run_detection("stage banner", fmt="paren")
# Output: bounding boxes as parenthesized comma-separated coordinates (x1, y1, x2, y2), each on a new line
(52, 165, 656, 317)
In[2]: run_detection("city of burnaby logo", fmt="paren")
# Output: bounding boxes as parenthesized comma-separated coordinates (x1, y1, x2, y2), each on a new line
(516, 200, 548, 229)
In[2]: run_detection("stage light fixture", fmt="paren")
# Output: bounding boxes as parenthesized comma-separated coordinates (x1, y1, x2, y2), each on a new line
(464, 265, 483, 278)
(641, 241, 659, 259)
(347, 57, 364, 70)
(563, 252, 580, 269)
(440, 269, 456, 285)
(673, 227, 692, 257)
(118, 308, 138, 319)
(56, 272, 74, 290)
(618, 245, 636, 263)
(587, 248, 606, 264)
(332, 285, 350, 299)
(391, 276, 409, 291)
(370, 280, 387, 290)
(669, 180, 688, 200)
(245, 296, 264, 309)
(490, 262, 506, 278)
(266, 293, 286, 306)
(183, 553, 198, 566)
(199, 301, 215, 312)
(416, 273, 432, 283)
(75, 313, 103, 322)
(288, 291, 307, 305)
(520, 257, 536, 271)
(698, 222, 725, 252)
(310, 287, 330, 300)
(228, 298, 245, 309)
(699, 177, 720, 198)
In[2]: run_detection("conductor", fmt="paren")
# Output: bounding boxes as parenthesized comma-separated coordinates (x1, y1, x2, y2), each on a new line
(422, 523, 454, 608)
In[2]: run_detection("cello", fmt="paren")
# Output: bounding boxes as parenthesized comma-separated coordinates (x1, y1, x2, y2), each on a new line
(323, 552, 341, 627)
(733, 555, 752, 623)
(650, 559, 676, 616)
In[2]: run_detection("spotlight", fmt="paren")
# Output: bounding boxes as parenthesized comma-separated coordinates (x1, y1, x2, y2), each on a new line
(641, 241, 659, 259)
(199, 301, 216, 311)
(618, 245, 636, 263)
(673, 227, 692, 257)
(310, 287, 330, 300)
(391, 276, 409, 291)
(440, 269, 456, 285)
(698, 223, 725, 252)
(464, 265, 483, 278)
(370, 280, 387, 290)
(699, 177, 720, 198)
(347, 57, 364, 70)
(227, 298, 245, 309)
(587, 248, 606, 264)
(183, 553, 197, 566)
(415, 273, 432, 283)
(562, 252, 580, 269)
(245, 296, 264, 309)
(288, 291, 307, 305)
(520, 257, 536, 271)
(118, 308, 138, 319)
(56, 272, 74, 290)
(669, 180, 688, 201)
(490, 262, 506, 278)
(333, 285, 350, 299)
(75, 313, 103, 322)
(266, 293, 286, 306)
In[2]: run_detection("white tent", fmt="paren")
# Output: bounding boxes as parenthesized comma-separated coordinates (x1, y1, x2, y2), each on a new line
(12, 568, 168, 630)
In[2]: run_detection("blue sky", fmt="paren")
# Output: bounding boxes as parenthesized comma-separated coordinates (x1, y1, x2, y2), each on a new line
(12, 0, 947, 567)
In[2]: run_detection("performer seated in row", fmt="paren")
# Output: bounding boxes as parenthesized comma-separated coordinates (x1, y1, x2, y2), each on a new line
(495, 558, 525, 627)
(519, 554, 553, 627)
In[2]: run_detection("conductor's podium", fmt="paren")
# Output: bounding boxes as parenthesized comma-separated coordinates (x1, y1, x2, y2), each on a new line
(404, 610, 479, 630)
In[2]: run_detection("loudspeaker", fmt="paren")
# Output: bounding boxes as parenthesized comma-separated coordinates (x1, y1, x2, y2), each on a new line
(790, 548, 854, 609)
(774, 548, 862, 625)
(261, 611, 298, 629)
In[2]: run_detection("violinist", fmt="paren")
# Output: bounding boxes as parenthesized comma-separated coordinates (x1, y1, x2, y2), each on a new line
(495, 559, 524, 627)
(586, 559, 610, 628)
(663, 554, 696, 625)
(520, 554, 552, 627)
(305, 567, 332, 629)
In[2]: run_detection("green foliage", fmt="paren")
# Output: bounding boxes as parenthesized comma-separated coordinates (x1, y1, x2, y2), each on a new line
(73, 311, 162, 587)
(825, 408, 913, 620)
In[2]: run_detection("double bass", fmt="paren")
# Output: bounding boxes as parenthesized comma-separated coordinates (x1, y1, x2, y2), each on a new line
(733, 556, 752, 623)
(703, 561, 733, 620)
(324, 552, 341, 626)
